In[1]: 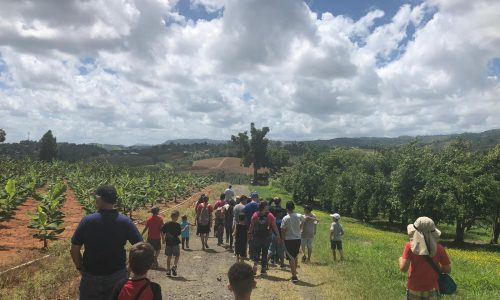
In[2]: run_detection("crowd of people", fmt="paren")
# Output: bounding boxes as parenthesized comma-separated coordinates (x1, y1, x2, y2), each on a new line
(70, 184, 452, 300)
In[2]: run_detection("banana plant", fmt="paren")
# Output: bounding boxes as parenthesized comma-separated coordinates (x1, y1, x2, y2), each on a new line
(0, 179, 17, 220)
(28, 206, 65, 249)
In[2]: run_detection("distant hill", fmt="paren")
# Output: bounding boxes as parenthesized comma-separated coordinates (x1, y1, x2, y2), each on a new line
(301, 129, 500, 151)
(89, 143, 128, 151)
(162, 139, 227, 145)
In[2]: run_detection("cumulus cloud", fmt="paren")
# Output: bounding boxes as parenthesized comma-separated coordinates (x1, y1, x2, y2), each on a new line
(0, 0, 499, 145)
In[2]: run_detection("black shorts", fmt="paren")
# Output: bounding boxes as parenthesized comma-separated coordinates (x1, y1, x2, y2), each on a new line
(198, 225, 210, 234)
(330, 240, 343, 250)
(148, 239, 161, 251)
(284, 239, 301, 260)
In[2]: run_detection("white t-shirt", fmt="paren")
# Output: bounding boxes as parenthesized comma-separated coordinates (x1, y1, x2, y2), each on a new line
(224, 188, 235, 201)
(281, 212, 304, 240)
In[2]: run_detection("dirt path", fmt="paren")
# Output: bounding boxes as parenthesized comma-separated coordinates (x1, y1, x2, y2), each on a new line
(212, 157, 229, 169)
(145, 184, 325, 300)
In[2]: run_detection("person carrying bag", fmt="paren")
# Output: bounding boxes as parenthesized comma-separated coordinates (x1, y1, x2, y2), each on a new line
(399, 217, 454, 300)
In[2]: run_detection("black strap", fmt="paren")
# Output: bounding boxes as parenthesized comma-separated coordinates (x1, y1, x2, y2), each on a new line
(133, 279, 151, 300)
(423, 255, 442, 275)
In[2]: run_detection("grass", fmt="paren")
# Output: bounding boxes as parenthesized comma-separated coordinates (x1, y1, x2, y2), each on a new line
(0, 240, 80, 299)
(254, 185, 500, 299)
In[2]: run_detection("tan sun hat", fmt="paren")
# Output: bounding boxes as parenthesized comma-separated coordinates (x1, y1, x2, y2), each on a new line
(407, 216, 441, 256)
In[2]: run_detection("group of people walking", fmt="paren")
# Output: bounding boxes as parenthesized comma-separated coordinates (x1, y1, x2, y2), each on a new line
(70, 184, 452, 300)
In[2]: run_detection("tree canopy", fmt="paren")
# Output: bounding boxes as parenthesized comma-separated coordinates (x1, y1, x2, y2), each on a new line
(39, 130, 58, 162)
(231, 123, 270, 180)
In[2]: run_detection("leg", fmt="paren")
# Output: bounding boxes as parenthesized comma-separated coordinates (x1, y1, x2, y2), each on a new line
(307, 239, 313, 262)
(301, 240, 306, 262)
(181, 238, 185, 249)
(174, 255, 180, 266)
(201, 234, 205, 250)
(186, 237, 190, 249)
(261, 241, 269, 271)
(167, 255, 172, 273)
(290, 255, 297, 277)
(332, 249, 337, 261)
(204, 233, 209, 248)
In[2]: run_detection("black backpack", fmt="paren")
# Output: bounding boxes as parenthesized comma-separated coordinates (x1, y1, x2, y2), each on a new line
(254, 213, 270, 238)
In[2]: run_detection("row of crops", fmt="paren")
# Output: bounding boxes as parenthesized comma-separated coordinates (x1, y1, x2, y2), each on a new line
(1, 158, 213, 248)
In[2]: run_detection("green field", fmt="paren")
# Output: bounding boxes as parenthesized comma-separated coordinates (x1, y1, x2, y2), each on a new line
(254, 185, 500, 299)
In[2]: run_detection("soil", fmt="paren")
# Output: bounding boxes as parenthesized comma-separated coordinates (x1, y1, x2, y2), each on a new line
(192, 157, 269, 175)
(0, 197, 43, 268)
(0, 185, 84, 269)
(59, 187, 85, 239)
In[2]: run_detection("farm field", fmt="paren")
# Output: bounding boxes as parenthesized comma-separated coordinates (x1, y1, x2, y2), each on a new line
(192, 157, 269, 175)
(0, 178, 499, 299)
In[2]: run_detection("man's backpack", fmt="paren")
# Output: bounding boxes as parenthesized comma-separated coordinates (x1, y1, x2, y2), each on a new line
(198, 204, 210, 226)
(254, 213, 270, 238)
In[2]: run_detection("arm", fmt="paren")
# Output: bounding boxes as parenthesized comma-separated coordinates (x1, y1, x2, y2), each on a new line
(441, 264, 451, 274)
(248, 217, 255, 240)
(70, 244, 83, 274)
(399, 257, 410, 272)
(271, 220, 282, 243)
(141, 221, 148, 236)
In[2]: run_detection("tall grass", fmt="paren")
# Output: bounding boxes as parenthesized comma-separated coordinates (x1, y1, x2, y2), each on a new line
(255, 185, 500, 299)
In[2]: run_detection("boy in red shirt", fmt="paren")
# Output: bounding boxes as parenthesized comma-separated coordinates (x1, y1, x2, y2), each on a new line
(111, 242, 162, 300)
(142, 207, 164, 268)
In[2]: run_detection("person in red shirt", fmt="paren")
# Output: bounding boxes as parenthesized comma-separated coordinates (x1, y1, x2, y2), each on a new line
(142, 207, 164, 268)
(399, 217, 451, 300)
(196, 195, 213, 250)
(213, 193, 226, 237)
(111, 242, 161, 300)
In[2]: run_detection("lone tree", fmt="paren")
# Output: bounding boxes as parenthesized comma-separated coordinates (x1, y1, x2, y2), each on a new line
(39, 130, 58, 162)
(231, 123, 270, 181)
(0, 129, 5, 142)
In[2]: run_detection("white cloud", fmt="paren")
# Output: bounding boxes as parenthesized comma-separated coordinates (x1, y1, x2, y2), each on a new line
(0, 0, 499, 145)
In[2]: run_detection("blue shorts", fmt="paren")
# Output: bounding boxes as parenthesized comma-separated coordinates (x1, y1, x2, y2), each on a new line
(330, 240, 343, 250)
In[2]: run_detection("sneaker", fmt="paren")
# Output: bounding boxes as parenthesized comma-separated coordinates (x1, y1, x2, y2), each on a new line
(261, 269, 267, 275)
(205, 243, 210, 249)
(171, 265, 177, 277)
(166, 270, 171, 277)
(291, 276, 299, 283)
(301, 255, 307, 262)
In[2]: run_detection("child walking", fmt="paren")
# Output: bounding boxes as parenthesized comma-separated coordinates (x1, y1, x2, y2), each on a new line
(215, 207, 225, 246)
(111, 242, 162, 299)
(141, 207, 164, 268)
(233, 214, 248, 262)
(180, 215, 194, 250)
(268, 208, 285, 268)
(162, 210, 182, 277)
(330, 213, 344, 261)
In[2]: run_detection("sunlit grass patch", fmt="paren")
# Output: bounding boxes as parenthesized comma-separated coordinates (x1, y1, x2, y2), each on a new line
(255, 185, 500, 299)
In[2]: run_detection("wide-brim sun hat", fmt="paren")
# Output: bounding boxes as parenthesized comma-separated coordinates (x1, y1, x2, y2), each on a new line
(330, 213, 340, 219)
(407, 216, 441, 256)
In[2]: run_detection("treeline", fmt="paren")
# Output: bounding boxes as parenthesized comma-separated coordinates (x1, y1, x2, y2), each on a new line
(275, 139, 500, 244)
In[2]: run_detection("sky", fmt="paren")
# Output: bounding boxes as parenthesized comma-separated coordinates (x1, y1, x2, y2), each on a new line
(0, 0, 499, 145)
